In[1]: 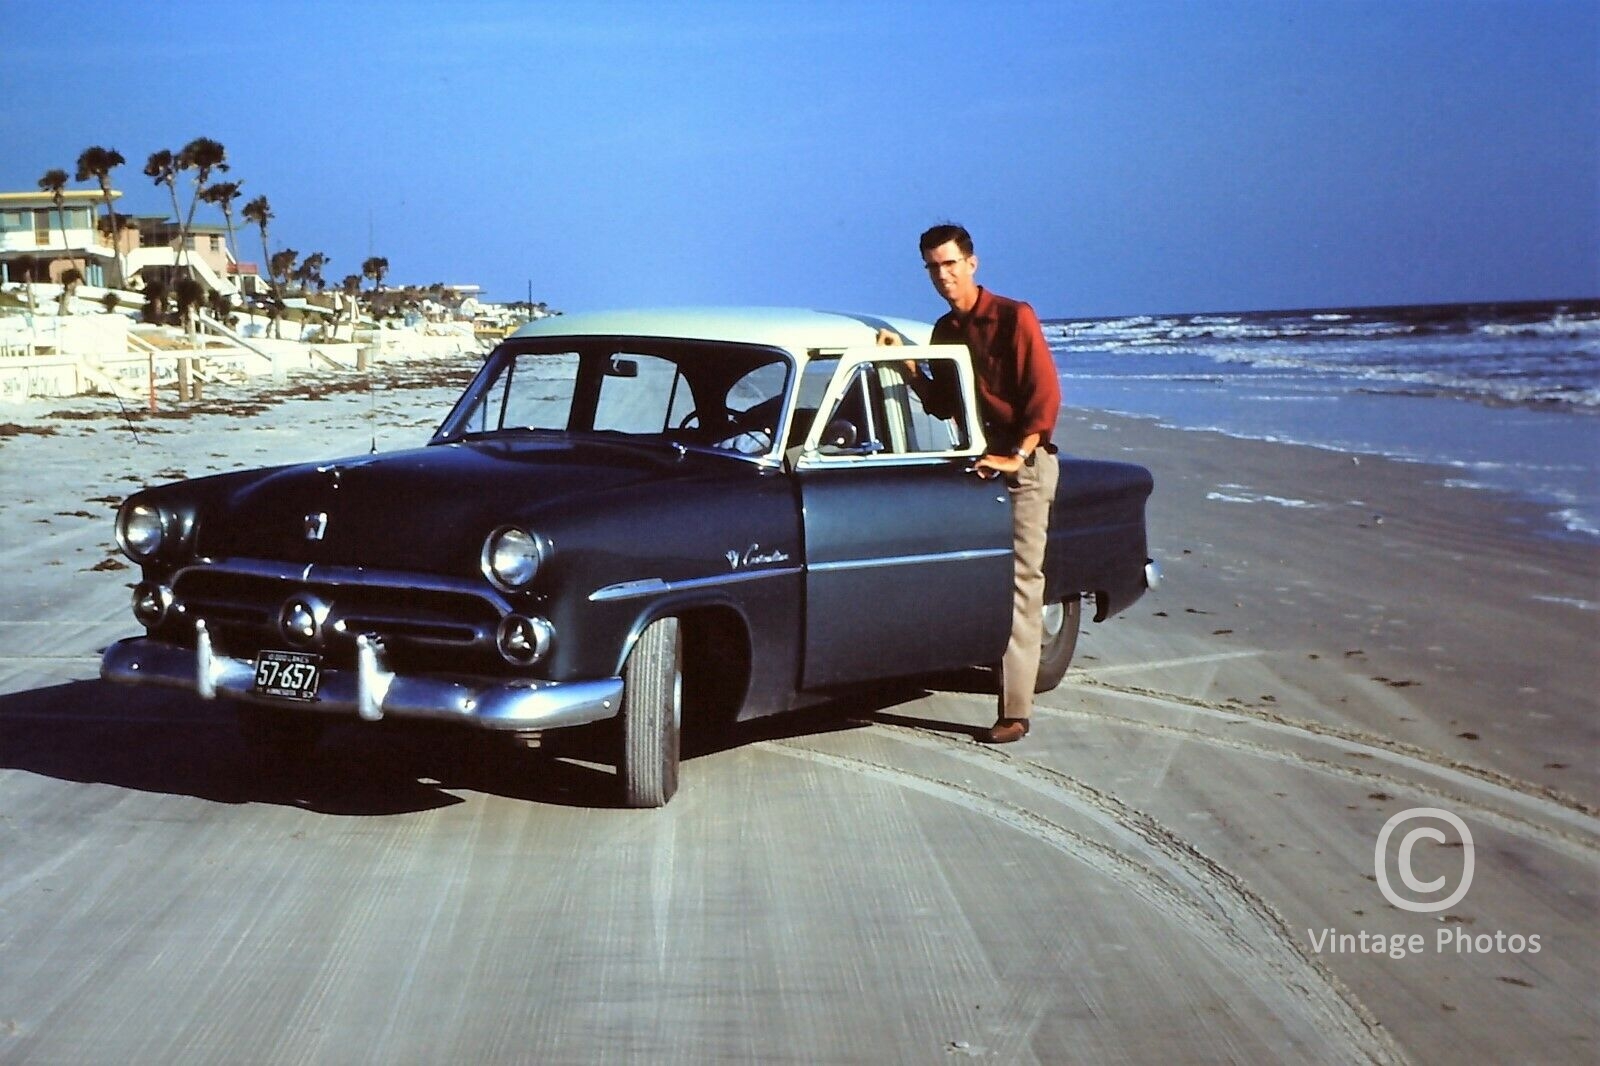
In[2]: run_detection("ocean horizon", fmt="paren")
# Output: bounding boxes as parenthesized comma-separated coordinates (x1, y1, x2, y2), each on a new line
(1045, 298, 1600, 541)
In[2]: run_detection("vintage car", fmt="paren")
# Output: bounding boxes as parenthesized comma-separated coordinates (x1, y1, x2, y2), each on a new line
(101, 308, 1156, 806)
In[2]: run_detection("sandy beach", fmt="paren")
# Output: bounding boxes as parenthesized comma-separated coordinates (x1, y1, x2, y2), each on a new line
(0, 362, 1595, 1064)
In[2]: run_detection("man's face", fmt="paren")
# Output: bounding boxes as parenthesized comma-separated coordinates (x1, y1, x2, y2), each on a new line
(922, 240, 978, 306)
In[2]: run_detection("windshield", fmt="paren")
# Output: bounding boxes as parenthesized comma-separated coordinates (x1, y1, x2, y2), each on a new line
(435, 339, 794, 460)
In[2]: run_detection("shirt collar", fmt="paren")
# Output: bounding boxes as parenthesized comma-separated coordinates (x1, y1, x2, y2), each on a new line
(951, 286, 995, 327)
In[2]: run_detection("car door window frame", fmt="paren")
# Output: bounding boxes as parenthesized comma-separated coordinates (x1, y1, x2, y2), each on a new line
(792, 345, 983, 469)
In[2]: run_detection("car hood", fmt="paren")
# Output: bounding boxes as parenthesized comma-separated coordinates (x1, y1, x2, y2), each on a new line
(197, 437, 727, 573)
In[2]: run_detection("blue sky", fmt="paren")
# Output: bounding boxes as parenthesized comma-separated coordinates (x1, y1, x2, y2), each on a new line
(3, 0, 1595, 318)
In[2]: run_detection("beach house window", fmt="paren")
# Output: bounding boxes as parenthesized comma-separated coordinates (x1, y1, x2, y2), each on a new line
(33, 210, 51, 245)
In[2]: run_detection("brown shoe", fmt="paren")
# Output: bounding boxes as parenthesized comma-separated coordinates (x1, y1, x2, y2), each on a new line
(980, 717, 1031, 744)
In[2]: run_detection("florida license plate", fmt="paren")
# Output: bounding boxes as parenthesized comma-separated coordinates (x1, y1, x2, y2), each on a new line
(253, 650, 322, 701)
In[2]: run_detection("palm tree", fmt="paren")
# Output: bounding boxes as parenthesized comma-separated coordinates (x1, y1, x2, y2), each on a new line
(242, 195, 277, 335)
(58, 267, 83, 315)
(75, 146, 126, 285)
(37, 168, 79, 284)
(339, 273, 362, 339)
(143, 149, 185, 294)
(173, 137, 227, 276)
(173, 276, 205, 336)
(199, 180, 243, 305)
(269, 248, 298, 338)
(270, 249, 300, 291)
(13, 255, 38, 314)
(296, 251, 328, 293)
(362, 257, 390, 322)
(143, 149, 183, 244)
(361, 256, 388, 293)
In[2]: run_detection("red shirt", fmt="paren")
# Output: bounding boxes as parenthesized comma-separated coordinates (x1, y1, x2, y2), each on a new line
(930, 287, 1061, 453)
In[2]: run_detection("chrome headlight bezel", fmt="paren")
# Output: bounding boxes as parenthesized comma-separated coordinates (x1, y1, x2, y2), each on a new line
(496, 613, 554, 666)
(131, 581, 174, 628)
(481, 526, 548, 592)
(116, 500, 167, 562)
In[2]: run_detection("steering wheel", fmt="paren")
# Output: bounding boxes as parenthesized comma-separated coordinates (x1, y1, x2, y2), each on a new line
(676, 409, 701, 431)
(710, 396, 782, 453)
(728, 396, 782, 436)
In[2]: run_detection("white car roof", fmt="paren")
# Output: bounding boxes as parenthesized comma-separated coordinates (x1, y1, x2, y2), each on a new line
(509, 306, 935, 353)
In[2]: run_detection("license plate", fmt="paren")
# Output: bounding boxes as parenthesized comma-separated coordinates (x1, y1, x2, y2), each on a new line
(252, 650, 322, 701)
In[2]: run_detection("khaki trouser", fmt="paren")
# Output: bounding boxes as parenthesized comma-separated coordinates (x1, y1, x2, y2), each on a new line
(999, 449, 1058, 720)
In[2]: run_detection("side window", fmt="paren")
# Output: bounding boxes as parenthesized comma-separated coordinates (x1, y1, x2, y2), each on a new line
(727, 360, 786, 413)
(594, 353, 682, 433)
(710, 359, 788, 455)
(879, 357, 970, 452)
(813, 357, 970, 456)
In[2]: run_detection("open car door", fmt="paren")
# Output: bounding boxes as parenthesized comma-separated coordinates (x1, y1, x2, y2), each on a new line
(793, 346, 1013, 689)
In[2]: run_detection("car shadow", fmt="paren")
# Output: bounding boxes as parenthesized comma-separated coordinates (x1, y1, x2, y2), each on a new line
(0, 678, 907, 814)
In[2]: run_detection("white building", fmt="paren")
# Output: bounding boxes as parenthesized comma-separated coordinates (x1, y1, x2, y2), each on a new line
(0, 189, 132, 289)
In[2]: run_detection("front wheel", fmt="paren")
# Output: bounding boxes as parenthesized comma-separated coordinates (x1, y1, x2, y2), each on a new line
(1034, 595, 1082, 693)
(619, 617, 682, 807)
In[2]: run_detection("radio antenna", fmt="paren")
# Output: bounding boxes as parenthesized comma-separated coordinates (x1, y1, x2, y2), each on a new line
(110, 387, 141, 445)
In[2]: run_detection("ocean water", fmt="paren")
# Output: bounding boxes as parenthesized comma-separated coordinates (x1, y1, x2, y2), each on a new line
(1046, 300, 1600, 541)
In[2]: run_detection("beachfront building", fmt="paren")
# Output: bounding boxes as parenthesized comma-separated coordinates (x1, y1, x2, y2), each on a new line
(132, 217, 235, 279)
(128, 215, 256, 299)
(0, 188, 135, 288)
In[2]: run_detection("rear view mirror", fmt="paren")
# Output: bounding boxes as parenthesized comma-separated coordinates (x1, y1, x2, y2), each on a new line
(607, 357, 639, 378)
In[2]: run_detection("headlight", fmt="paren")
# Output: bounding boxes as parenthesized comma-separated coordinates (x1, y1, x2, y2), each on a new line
(117, 500, 166, 561)
(481, 526, 547, 591)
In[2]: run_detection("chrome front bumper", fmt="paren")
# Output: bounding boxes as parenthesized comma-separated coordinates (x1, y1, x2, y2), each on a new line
(100, 622, 623, 731)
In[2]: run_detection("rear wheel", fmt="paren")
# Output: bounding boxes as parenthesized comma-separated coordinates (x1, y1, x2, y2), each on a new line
(1034, 595, 1082, 693)
(236, 705, 325, 764)
(620, 617, 682, 807)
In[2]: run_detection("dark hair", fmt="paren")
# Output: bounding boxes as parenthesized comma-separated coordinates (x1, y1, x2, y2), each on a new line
(919, 223, 973, 256)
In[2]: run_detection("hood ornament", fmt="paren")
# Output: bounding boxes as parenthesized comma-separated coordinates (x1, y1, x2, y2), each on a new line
(304, 512, 329, 541)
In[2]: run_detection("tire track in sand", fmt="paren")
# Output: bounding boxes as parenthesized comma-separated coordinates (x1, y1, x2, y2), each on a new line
(1048, 678, 1600, 862)
(765, 730, 1409, 1066)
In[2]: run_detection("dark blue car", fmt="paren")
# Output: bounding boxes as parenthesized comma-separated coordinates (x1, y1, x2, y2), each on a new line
(102, 308, 1156, 806)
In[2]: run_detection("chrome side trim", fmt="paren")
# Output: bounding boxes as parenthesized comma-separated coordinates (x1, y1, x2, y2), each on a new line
(589, 566, 802, 603)
(1144, 559, 1162, 590)
(588, 578, 670, 602)
(174, 557, 516, 614)
(809, 547, 1011, 574)
(101, 637, 624, 731)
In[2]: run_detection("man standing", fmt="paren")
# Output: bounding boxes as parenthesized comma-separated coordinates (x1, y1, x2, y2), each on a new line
(896, 223, 1062, 743)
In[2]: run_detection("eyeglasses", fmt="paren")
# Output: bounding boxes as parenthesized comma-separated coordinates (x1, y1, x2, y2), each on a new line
(923, 256, 969, 275)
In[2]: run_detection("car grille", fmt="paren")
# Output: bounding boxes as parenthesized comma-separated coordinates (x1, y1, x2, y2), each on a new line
(166, 562, 513, 673)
